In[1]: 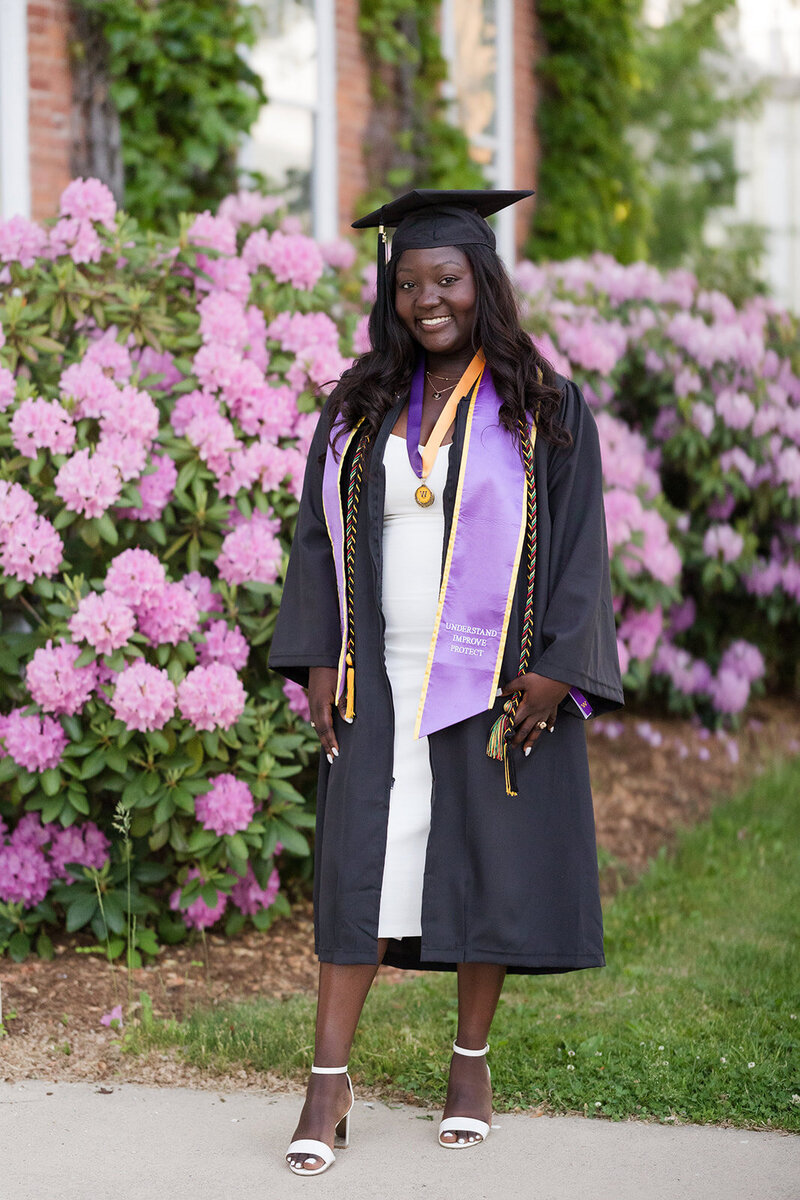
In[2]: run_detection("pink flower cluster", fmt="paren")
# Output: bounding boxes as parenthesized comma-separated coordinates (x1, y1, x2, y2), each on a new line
(0, 482, 63, 584)
(102, 549, 199, 647)
(194, 773, 255, 836)
(69, 591, 136, 656)
(231, 864, 280, 915)
(11, 398, 76, 457)
(26, 641, 97, 716)
(177, 663, 246, 731)
(197, 620, 249, 670)
(242, 228, 324, 291)
(110, 661, 177, 732)
(0, 709, 67, 772)
(169, 867, 228, 931)
(216, 511, 282, 586)
(0, 814, 109, 908)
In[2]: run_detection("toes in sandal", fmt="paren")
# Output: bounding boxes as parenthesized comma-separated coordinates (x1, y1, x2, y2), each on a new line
(438, 1041, 491, 1149)
(286, 1064, 354, 1176)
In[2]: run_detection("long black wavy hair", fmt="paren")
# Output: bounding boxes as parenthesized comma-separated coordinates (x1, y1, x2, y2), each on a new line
(327, 241, 571, 451)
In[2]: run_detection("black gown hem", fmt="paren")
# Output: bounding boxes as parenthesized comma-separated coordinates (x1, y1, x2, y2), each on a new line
(316, 941, 606, 976)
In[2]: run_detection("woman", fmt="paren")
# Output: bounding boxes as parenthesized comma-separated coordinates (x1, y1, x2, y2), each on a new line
(269, 189, 623, 1175)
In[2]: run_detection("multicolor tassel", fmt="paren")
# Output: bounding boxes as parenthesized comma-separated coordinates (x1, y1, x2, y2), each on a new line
(343, 431, 370, 720)
(486, 419, 537, 795)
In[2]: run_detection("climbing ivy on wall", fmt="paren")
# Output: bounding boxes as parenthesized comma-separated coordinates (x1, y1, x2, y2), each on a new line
(358, 0, 485, 205)
(73, 0, 266, 230)
(528, 0, 651, 264)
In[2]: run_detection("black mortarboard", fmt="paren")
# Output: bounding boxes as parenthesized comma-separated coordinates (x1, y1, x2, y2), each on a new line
(352, 189, 534, 351)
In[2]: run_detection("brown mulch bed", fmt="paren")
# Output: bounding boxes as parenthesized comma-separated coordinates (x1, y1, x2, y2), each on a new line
(1, 696, 798, 1089)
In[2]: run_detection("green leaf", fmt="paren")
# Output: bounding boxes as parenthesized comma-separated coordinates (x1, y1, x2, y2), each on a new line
(74, 646, 96, 669)
(200, 882, 220, 908)
(41, 793, 65, 824)
(8, 931, 31, 962)
(94, 514, 119, 546)
(271, 821, 310, 857)
(80, 749, 107, 780)
(36, 932, 55, 961)
(65, 892, 99, 932)
(40, 768, 62, 796)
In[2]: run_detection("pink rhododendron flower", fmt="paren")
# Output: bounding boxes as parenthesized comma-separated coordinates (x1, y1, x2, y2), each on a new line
(177, 663, 246, 730)
(668, 597, 696, 635)
(187, 210, 237, 256)
(137, 582, 199, 646)
(54, 448, 122, 517)
(59, 359, 119, 418)
(50, 217, 103, 264)
(11, 813, 52, 848)
(719, 448, 756, 486)
(216, 511, 282, 586)
(320, 239, 357, 271)
(136, 346, 183, 390)
(710, 667, 750, 714)
(194, 253, 252, 303)
(100, 1004, 124, 1028)
(171, 388, 220, 436)
(26, 641, 97, 715)
(231, 864, 280, 915)
(69, 591, 136, 655)
(96, 432, 148, 481)
(99, 384, 159, 444)
(60, 177, 116, 228)
(703, 524, 744, 564)
(185, 410, 241, 476)
(267, 310, 340, 355)
(691, 403, 715, 438)
(0, 214, 48, 266)
(0, 365, 15, 412)
(283, 678, 311, 721)
(169, 867, 227, 930)
(0, 480, 37, 534)
(715, 389, 755, 431)
(243, 229, 324, 290)
(105, 548, 166, 609)
(110, 661, 177, 731)
(49, 822, 110, 878)
(118, 454, 177, 521)
(618, 606, 663, 661)
(197, 620, 249, 670)
(719, 639, 765, 683)
(0, 515, 63, 582)
(84, 331, 132, 381)
(197, 291, 251, 352)
(194, 773, 255, 836)
(0, 839, 52, 907)
(10, 398, 76, 457)
(182, 571, 223, 620)
(0, 709, 67, 772)
(218, 190, 283, 227)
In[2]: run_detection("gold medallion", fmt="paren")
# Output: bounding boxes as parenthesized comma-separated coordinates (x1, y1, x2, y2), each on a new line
(415, 483, 434, 508)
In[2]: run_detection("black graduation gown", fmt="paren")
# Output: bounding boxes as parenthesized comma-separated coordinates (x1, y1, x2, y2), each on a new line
(269, 373, 624, 975)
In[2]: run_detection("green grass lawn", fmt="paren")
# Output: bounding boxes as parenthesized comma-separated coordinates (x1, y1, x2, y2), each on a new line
(135, 756, 800, 1130)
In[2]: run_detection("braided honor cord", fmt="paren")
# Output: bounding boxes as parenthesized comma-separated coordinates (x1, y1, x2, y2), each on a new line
(343, 431, 370, 719)
(486, 420, 538, 795)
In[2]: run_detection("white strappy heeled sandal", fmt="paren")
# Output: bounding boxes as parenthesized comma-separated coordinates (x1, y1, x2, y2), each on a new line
(285, 1063, 354, 1177)
(438, 1040, 492, 1149)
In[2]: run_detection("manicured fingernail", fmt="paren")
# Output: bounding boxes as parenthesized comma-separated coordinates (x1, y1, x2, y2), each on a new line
(332, 747, 339, 757)
(495, 688, 502, 697)
(326, 753, 334, 764)
(548, 725, 555, 733)
(344, 716, 353, 724)
(524, 746, 531, 757)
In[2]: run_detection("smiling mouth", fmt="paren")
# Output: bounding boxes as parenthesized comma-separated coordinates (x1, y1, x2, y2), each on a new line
(418, 315, 453, 328)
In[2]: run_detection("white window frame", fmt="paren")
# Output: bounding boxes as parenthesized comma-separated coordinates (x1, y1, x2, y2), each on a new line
(0, 0, 31, 219)
(441, 0, 515, 265)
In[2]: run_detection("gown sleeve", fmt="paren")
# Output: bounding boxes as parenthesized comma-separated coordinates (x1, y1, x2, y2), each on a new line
(268, 403, 342, 687)
(529, 379, 624, 717)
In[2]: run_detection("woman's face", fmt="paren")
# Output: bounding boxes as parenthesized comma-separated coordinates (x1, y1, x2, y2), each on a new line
(394, 246, 477, 359)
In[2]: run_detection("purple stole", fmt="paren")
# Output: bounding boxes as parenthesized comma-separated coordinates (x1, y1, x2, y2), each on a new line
(321, 365, 593, 736)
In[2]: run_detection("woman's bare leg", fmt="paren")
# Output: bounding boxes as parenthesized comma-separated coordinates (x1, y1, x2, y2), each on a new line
(439, 962, 506, 1145)
(287, 937, 389, 1170)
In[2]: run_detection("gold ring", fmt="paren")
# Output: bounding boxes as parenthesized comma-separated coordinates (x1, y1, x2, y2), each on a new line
(536, 720, 548, 730)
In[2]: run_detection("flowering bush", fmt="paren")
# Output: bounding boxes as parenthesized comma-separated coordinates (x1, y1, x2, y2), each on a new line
(515, 255, 800, 717)
(0, 180, 360, 958)
(1, 180, 798, 957)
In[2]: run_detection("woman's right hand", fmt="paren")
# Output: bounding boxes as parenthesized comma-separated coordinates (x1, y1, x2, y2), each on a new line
(308, 666, 341, 764)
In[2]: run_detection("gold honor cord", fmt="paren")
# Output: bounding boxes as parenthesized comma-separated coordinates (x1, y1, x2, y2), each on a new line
(414, 351, 485, 507)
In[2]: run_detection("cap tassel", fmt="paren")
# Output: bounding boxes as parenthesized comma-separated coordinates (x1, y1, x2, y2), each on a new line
(487, 700, 519, 797)
(345, 651, 356, 720)
(373, 224, 389, 353)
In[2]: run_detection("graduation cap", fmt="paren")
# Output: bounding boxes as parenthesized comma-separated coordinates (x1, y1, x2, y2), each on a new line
(352, 188, 534, 351)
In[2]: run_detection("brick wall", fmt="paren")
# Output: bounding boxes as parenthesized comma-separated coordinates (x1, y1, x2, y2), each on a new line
(335, 0, 372, 231)
(513, 0, 539, 255)
(27, 0, 74, 221)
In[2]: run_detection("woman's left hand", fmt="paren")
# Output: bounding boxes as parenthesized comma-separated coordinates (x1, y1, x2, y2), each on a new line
(500, 672, 571, 753)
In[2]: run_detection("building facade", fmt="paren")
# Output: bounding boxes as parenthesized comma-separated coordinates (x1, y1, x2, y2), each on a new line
(0, 0, 540, 262)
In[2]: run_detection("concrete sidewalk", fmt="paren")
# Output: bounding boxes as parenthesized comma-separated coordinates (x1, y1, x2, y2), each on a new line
(1, 1080, 797, 1200)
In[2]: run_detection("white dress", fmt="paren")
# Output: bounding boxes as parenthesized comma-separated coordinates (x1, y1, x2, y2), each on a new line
(377, 433, 452, 938)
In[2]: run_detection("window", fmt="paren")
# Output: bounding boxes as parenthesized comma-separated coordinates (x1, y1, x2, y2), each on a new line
(243, 0, 337, 239)
(0, 0, 31, 219)
(441, 0, 514, 262)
